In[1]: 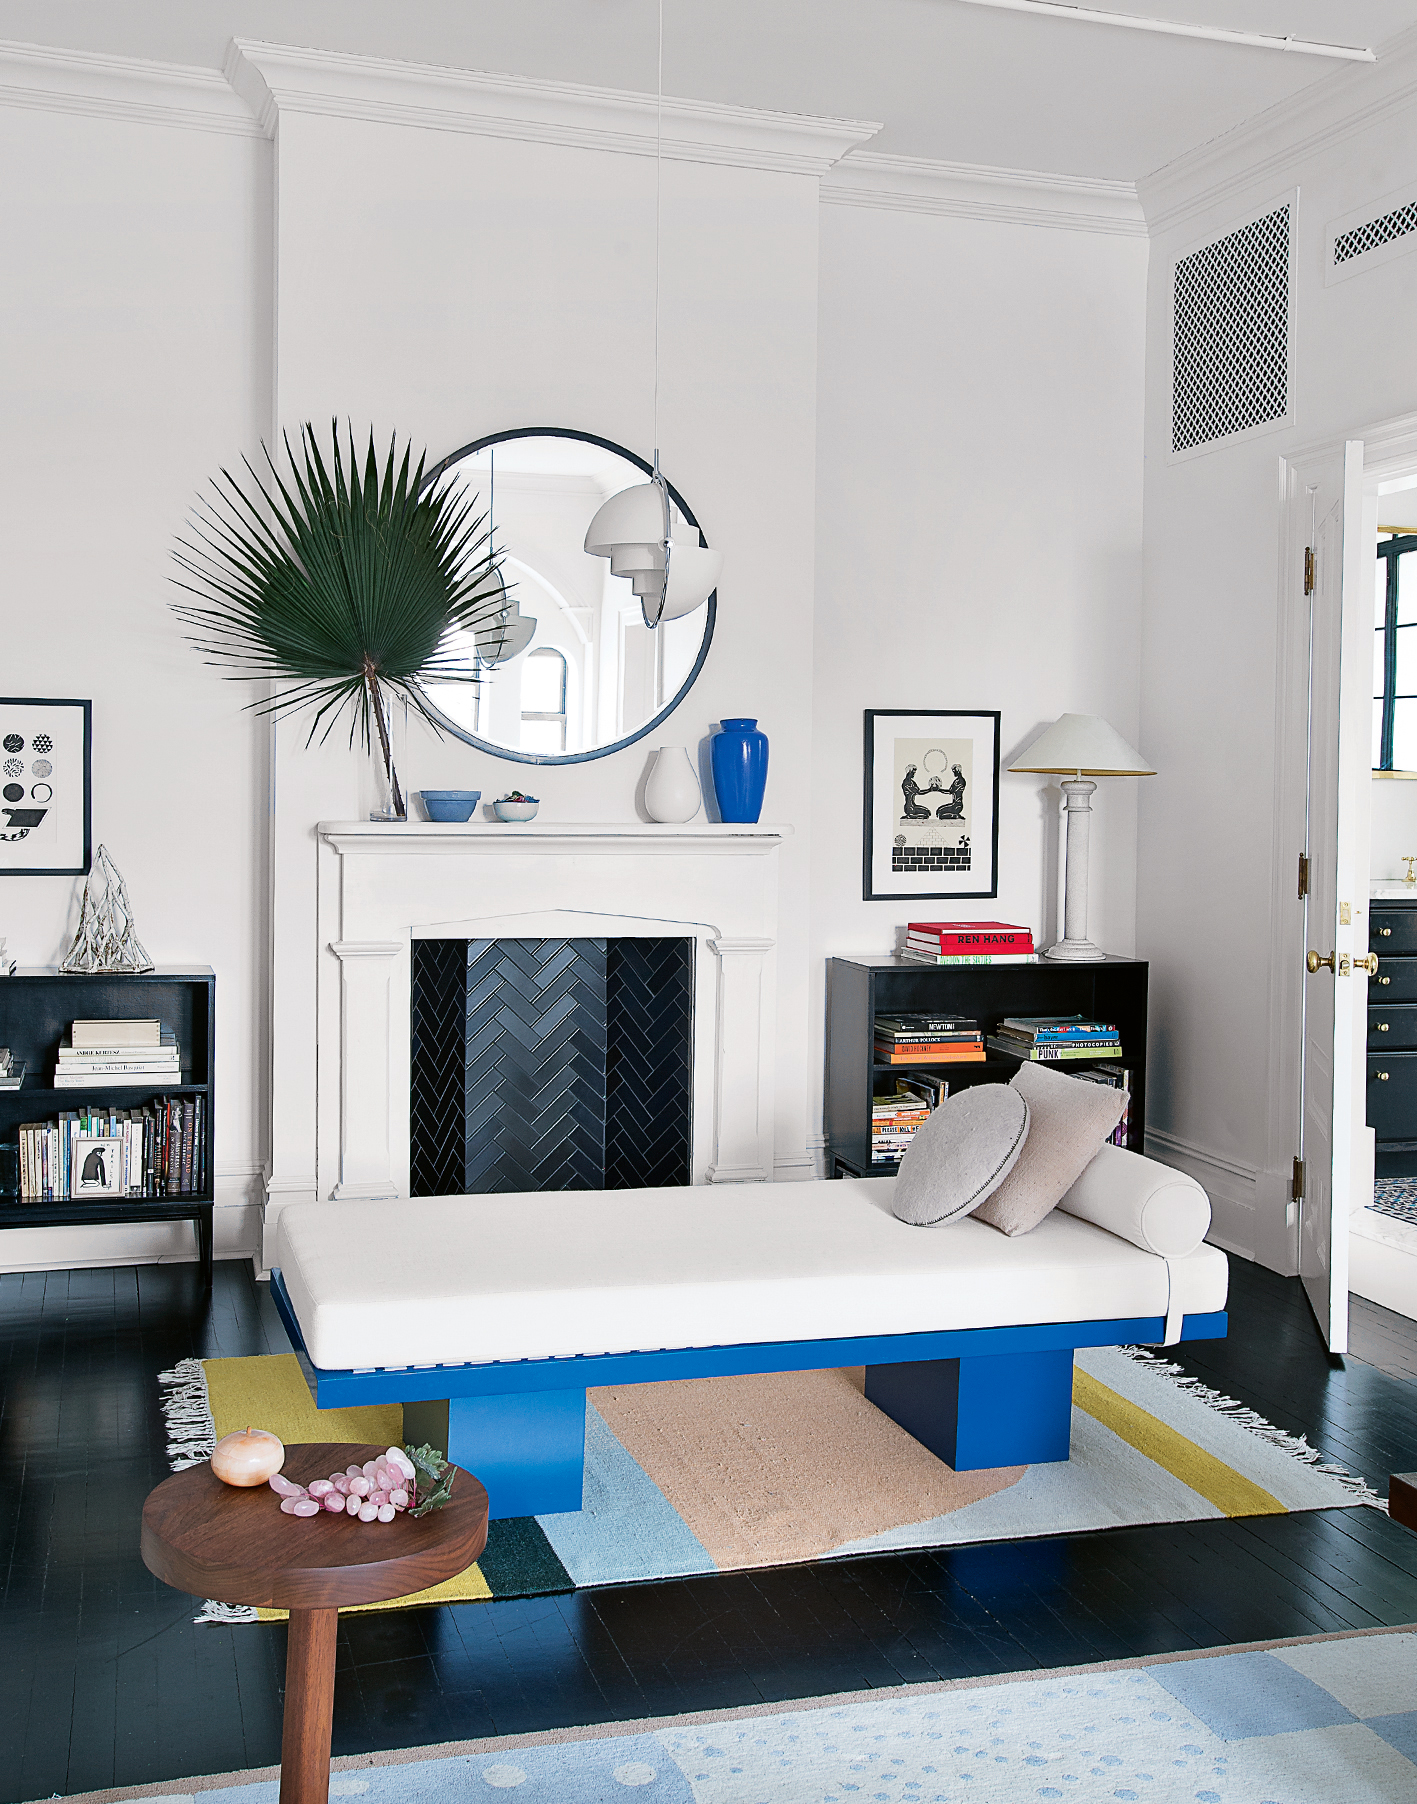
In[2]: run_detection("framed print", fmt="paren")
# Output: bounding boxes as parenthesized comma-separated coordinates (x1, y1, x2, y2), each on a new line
(0, 697, 91, 875)
(73, 1135, 123, 1196)
(864, 709, 1000, 901)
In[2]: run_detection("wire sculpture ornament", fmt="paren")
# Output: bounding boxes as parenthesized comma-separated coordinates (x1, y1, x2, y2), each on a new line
(60, 844, 154, 974)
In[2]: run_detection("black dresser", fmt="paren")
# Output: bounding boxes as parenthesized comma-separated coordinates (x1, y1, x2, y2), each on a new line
(1369, 897, 1417, 1176)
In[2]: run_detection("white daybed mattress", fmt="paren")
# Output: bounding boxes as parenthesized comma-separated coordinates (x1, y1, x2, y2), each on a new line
(275, 1177, 1229, 1372)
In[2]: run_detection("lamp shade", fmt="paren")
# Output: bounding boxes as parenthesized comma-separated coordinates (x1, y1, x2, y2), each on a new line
(1008, 713, 1155, 777)
(584, 481, 669, 555)
(476, 609, 536, 666)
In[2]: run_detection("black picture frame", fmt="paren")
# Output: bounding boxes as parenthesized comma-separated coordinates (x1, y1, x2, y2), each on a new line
(0, 697, 92, 876)
(863, 709, 1001, 902)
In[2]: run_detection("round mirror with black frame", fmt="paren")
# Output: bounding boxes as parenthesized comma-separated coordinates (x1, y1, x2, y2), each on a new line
(415, 428, 716, 766)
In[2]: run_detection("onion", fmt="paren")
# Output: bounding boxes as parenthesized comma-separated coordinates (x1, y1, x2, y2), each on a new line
(211, 1427, 285, 1488)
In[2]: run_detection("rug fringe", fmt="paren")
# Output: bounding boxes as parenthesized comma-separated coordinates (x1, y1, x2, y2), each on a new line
(193, 1599, 261, 1626)
(158, 1357, 241, 1622)
(1115, 1345, 1386, 1509)
(157, 1356, 217, 1470)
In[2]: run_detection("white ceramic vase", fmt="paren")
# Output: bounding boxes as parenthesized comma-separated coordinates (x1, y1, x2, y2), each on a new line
(644, 745, 702, 823)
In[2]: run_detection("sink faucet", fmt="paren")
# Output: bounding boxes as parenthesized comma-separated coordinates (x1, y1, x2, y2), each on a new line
(1404, 856, 1417, 886)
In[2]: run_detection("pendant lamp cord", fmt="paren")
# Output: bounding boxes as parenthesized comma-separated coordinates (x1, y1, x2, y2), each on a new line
(647, 0, 669, 628)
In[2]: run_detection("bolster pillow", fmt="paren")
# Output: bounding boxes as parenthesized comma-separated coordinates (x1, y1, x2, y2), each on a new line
(1054, 1143, 1210, 1257)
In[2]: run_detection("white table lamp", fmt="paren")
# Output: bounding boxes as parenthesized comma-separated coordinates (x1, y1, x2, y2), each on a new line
(1009, 713, 1155, 961)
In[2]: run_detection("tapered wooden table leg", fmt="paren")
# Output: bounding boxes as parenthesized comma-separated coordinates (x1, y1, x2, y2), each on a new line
(280, 1607, 339, 1804)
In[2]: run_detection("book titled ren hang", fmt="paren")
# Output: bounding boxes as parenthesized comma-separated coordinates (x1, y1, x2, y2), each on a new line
(907, 921, 1034, 952)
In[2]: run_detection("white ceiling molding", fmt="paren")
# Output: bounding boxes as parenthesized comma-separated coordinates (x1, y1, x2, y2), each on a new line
(822, 149, 1145, 235)
(948, 1, 1374, 63)
(1139, 21, 1417, 236)
(0, 38, 261, 137)
(224, 39, 880, 177)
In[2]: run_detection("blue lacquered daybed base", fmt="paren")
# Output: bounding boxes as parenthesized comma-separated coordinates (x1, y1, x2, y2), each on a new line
(270, 1270, 1226, 1520)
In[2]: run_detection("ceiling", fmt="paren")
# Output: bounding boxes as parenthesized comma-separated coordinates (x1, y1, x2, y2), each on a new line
(2, 1, 1416, 180)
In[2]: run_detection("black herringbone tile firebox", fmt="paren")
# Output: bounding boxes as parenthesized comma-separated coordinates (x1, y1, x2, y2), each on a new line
(410, 936, 693, 1195)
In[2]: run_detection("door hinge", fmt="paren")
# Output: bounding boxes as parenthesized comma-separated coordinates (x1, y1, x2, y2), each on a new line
(1304, 546, 1316, 595)
(1292, 1156, 1306, 1200)
(1297, 853, 1309, 899)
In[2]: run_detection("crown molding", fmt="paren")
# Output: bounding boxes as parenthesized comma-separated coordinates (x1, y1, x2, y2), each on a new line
(1139, 21, 1417, 237)
(224, 39, 880, 176)
(0, 38, 261, 137)
(821, 149, 1145, 236)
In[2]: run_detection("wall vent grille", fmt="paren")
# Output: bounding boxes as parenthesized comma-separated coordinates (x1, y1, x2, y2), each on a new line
(1334, 198, 1417, 267)
(1172, 204, 1289, 455)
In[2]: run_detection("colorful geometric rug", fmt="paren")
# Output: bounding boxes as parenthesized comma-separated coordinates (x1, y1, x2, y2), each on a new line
(158, 1346, 1380, 1624)
(1372, 1178, 1417, 1227)
(38, 1627, 1417, 1802)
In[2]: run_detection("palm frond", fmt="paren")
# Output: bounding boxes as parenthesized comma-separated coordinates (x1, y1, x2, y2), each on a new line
(172, 421, 508, 754)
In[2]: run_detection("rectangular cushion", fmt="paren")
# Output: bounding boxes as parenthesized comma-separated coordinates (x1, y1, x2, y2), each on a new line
(275, 1177, 1228, 1371)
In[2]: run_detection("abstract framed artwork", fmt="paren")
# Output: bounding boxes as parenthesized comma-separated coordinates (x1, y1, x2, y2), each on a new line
(0, 697, 92, 875)
(864, 709, 1001, 901)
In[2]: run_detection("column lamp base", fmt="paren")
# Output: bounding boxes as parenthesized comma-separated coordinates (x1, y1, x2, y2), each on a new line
(1042, 938, 1105, 962)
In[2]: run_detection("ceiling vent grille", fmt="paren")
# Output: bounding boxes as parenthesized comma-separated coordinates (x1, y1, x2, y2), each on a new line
(1334, 198, 1417, 266)
(1171, 204, 1290, 455)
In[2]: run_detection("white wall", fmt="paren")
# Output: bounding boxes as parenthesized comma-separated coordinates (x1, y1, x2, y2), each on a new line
(810, 198, 1149, 1153)
(0, 39, 1154, 1269)
(1136, 46, 1417, 1267)
(0, 88, 270, 1268)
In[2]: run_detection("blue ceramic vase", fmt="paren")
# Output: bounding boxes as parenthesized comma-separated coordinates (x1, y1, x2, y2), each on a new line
(711, 718, 769, 823)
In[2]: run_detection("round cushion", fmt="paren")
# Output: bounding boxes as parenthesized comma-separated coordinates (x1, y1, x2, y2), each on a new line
(889, 1085, 1031, 1228)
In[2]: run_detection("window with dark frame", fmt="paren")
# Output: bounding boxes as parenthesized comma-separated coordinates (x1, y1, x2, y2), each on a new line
(1375, 534, 1417, 772)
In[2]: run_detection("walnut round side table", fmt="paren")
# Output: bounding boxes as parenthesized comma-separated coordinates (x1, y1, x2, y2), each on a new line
(142, 1442, 490, 1804)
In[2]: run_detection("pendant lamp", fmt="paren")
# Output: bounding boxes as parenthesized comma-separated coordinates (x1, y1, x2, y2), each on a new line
(476, 447, 537, 665)
(581, 1, 722, 629)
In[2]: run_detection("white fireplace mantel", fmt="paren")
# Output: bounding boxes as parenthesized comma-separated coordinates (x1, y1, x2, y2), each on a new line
(264, 818, 788, 1264)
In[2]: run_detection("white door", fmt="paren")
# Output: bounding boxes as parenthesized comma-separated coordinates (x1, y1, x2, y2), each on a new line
(1299, 442, 1369, 1352)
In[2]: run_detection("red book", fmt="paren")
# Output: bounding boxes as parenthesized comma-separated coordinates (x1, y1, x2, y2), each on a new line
(907, 920, 1034, 952)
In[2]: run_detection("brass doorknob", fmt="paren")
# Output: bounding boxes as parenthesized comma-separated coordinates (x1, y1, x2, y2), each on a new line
(1307, 950, 1336, 973)
(1354, 953, 1380, 976)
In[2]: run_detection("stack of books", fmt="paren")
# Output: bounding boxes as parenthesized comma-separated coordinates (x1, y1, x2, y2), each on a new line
(53, 1019, 181, 1088)
(17, 1097, 206, 1200)
(0, 938, 15, 977)
(0, 1048, 24, 1091)
(1074, 1065, 1133, 1146)
(986, 1015, 1124, 1062)
(871, 1090, 934, 1164)
(874, 1013, 985, 1065)
(902, 921, 1035, 965)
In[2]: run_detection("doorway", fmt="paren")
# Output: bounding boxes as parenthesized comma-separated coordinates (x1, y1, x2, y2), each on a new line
(1277, 417, 1417, 1350)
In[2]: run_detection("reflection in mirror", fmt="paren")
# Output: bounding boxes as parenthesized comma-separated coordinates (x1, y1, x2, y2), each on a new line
(419, 433, 714, 763)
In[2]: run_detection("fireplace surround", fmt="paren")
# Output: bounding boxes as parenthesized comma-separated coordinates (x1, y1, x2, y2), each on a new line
(262, 821, 785, 1266)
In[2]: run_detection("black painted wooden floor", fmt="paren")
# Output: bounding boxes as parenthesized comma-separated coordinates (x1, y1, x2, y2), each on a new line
(4, 1256, 1417, 1801)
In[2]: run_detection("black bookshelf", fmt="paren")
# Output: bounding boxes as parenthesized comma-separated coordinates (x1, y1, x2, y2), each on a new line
(826, 954, 1147, 1177)
(0, 967, 215, 1282)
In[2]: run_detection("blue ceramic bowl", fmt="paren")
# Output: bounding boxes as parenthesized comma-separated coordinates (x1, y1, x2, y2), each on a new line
(419, 790, 481, 822)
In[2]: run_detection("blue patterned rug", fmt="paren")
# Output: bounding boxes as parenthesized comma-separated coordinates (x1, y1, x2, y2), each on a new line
(1371, 1180, 1417, 1228)
(51, 1628, 1417, 1803)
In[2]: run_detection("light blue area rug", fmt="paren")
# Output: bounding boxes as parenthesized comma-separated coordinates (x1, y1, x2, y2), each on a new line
(57, 1628, 1417, 1804)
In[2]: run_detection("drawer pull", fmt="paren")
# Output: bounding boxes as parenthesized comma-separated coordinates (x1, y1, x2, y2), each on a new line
(1379, 975, 1392, 985)
(1378, 1071, 1391, 1080)
(1378, 1022, 1390, 1031)
(1381, 927, 1393, 937)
